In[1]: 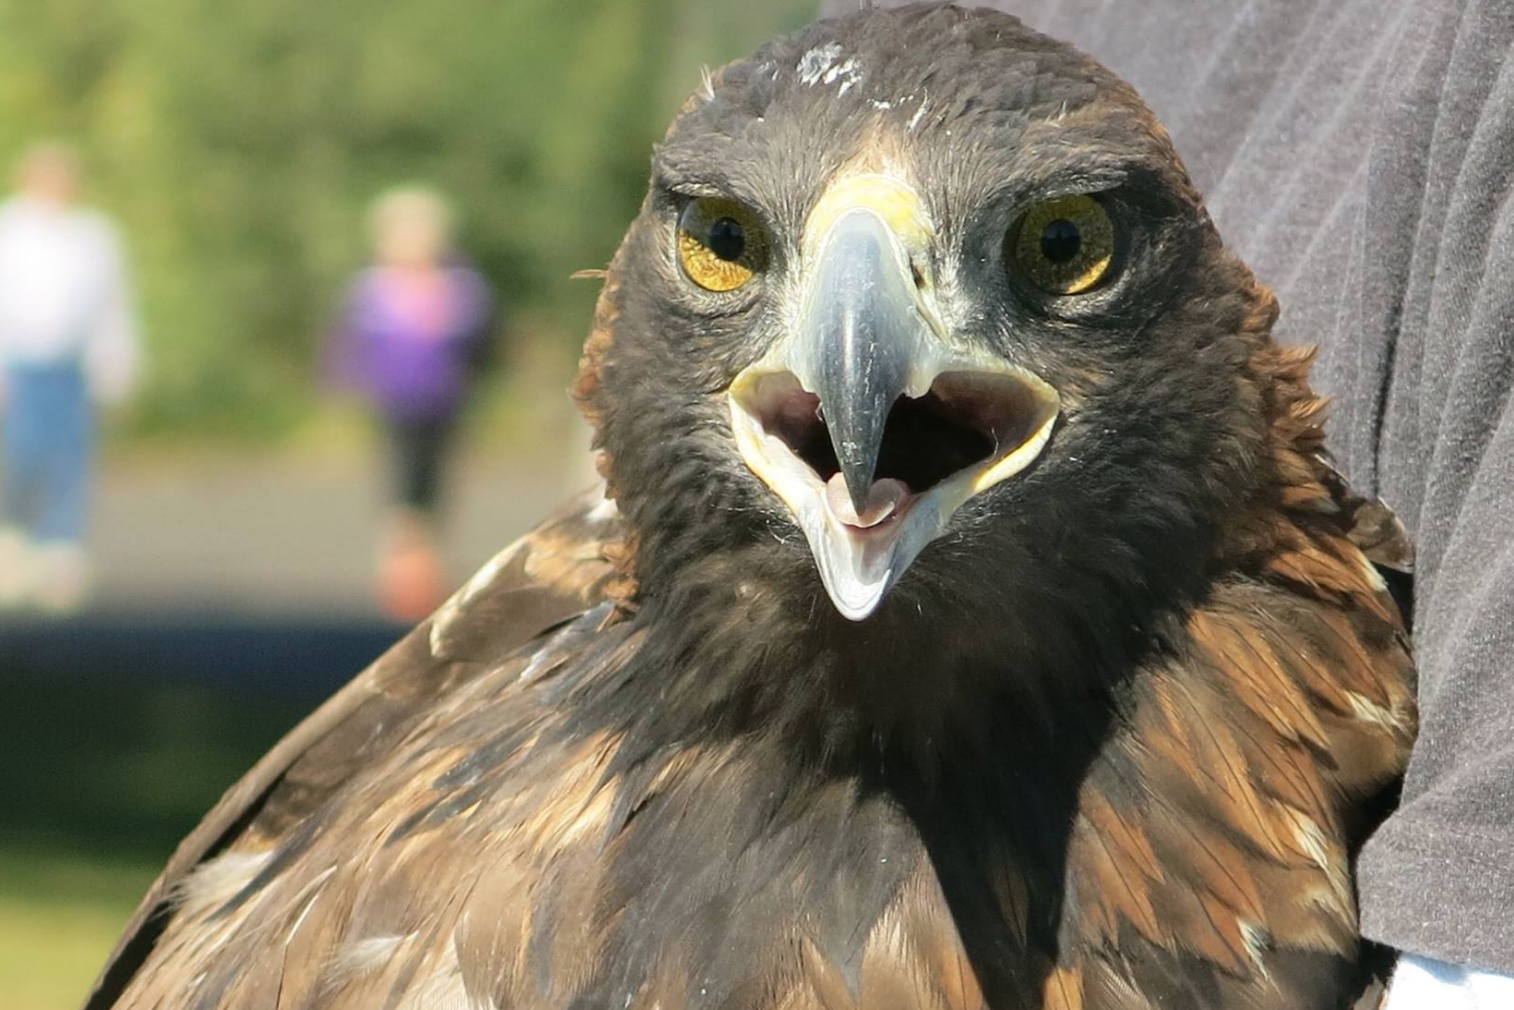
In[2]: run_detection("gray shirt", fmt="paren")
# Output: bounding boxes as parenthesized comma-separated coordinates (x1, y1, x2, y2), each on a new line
(823, 0, 1514, 974)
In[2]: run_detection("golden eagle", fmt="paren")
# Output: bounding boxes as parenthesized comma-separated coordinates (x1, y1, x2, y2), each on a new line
(88, 5, 1415, 1009)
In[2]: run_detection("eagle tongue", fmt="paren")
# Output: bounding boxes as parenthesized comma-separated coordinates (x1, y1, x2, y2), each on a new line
(825, 473, 908, 529)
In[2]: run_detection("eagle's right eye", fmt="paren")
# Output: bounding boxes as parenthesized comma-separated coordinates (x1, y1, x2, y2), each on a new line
(678, 198, 768, 292)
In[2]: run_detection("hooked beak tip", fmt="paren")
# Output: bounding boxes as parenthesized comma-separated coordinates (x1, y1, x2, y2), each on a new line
(839, 458, 878, 514)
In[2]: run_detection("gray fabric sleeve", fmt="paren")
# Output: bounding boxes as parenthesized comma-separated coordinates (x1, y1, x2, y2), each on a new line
(1354, 0, 1514, 970)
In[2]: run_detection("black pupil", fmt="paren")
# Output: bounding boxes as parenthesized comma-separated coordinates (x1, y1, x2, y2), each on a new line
(708, 217, 746, 261)
(1040, 219, 1082, 264)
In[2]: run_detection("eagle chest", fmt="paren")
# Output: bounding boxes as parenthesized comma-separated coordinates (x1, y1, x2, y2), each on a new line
(503, 736, 1361, 1010)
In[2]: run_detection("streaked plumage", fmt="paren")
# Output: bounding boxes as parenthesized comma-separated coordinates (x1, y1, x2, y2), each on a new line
(89, 5, 1415, 1009)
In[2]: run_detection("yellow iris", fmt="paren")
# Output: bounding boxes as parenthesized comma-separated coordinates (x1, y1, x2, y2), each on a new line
(677, 198, 768, 292)
(1009, 194, 1115, 295)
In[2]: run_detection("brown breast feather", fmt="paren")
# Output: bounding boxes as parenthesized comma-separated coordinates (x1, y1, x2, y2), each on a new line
(1041, 341, 1415, 1008)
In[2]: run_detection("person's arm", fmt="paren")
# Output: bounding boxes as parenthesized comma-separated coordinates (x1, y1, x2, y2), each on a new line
(0, 205, 18, 401)
(1349, 0, 1514, 990)
(323, 275, 372, 395)
(454, 268, 497, 379)
(84, 218, 140, 407)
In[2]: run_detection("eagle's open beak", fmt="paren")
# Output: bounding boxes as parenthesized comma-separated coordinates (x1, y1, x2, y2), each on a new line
(729, 174, 1059, 620)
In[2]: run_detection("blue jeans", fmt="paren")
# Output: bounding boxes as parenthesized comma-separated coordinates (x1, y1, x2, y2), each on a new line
(1, 362, 93, 543)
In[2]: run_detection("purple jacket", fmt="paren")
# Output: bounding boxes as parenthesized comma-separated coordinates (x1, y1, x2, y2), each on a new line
(328, 265, 493, 421)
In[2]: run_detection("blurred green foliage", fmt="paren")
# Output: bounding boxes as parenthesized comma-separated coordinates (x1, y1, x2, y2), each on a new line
(0, 0, 815, 438)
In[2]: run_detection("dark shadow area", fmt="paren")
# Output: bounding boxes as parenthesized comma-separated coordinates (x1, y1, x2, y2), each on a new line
(0, 615, 400, 866)
(0, 615, 403, 1007)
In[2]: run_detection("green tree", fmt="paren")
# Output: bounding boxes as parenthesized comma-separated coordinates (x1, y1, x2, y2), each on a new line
(0, 0, 814, 439)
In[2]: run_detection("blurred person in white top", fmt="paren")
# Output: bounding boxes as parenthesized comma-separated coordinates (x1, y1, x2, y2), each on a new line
(0, 141, 141, 612)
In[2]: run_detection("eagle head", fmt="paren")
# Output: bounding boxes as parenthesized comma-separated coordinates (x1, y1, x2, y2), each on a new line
(578, 3, 1276, 651)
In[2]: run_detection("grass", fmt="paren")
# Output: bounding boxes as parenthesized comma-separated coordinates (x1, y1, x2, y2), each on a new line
(0, 672, 323, 1010)
(0, 850, 158, 1010)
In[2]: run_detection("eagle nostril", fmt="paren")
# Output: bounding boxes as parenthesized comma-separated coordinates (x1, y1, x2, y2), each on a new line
(910, 260, 927, 290)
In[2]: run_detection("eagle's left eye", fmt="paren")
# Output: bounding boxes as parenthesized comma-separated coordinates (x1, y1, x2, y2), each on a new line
(678, 198, 768, 292)
(1007, 194, 1115, 296)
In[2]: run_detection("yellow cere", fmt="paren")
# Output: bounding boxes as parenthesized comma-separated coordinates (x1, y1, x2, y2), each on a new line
(803, 172, 933, 260)
(1011, 193, 1114, 295)
(677, 197, 767, 292)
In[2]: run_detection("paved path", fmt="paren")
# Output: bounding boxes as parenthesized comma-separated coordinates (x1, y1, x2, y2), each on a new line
(88, 437, 598, 619)
(1, 418, 599, 688)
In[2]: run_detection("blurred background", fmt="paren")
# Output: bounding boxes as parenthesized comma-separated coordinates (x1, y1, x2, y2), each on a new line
(0, 1, 816, 1006)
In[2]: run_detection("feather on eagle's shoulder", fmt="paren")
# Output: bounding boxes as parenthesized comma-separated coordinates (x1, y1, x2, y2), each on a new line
(1046, 339, 1414, 1009)
(84, 487, 629, 1010)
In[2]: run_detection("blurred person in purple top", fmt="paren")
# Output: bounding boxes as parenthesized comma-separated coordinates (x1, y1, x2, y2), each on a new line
(328, 186, 493, 621)
(0, 141, 141, 613)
